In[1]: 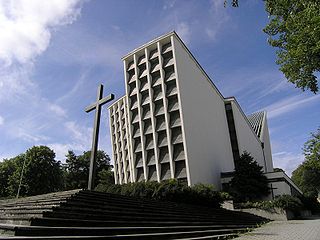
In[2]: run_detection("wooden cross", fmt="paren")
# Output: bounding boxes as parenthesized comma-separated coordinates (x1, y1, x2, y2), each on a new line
(85, 84, 114, 190)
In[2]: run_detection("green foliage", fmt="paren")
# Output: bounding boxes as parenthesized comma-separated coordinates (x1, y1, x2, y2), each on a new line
(264, 0, 320, 93)
(292, 159, 320, 198)
(0, 146, 113, 198)
(292, 128, 320, 197)
(229, 151, 269, 202)
(299, 195, 320, 214)
(303, 127, 320, 162)
(96, 179, 223, 208)
(0, 157, 20, 197)
(273, 195, 303, 212)
(224, 0, 239, 7)
(65, 150, 113, 190)
(19, 146, 63, 196)
(238, 195, 303, 212)
(273, 168, 284, 172)
(0, 146, 64, 198)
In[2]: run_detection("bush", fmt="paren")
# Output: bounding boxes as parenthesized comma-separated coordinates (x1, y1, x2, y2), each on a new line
(95, 180, 223, 208)
(237, 195, 304, 213)
(299, 195, 320, 214)
(273, 195, 303, 211)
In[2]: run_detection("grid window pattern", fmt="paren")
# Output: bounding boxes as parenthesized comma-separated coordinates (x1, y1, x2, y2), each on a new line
(109, 36, 188, 184)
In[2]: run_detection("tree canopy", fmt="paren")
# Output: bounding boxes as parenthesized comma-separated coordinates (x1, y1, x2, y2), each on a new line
(0, 146, 113, 199)
(292, 128, 320, 197)
(0, 146, 64, 198)
(229, 151, 269, 202)
(264, 0, 320, 93)
(64, 150, 113, 190)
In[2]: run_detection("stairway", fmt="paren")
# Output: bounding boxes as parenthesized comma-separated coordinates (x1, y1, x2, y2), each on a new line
(0, 190, 268, 239)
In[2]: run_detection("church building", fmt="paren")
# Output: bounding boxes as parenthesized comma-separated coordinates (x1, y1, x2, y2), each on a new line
(108, 31, 301, 199)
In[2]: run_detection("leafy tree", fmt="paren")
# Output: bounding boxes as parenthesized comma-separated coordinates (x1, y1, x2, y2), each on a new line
(263, 0, 320, 93)
(274, 167, 285, 172)
(292, 128, 320, 197)
(65, 150, 113, 190)
(229, 151, 269, 202)
(0, 157, 20, 198)
(2, 146, 64, 197)
(21, 146, 63, 196)
(303, 127, 320, 162)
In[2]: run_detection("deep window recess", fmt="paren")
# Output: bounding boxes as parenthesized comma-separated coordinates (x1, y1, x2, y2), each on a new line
(225, 103, 240, 163)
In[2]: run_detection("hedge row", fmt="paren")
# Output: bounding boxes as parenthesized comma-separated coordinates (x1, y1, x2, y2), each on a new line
(95, 179, 224, 208)
(237, 195, 303, 212)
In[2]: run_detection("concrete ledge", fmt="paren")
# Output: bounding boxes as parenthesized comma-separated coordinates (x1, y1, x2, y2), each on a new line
(236, 208, 292, 221)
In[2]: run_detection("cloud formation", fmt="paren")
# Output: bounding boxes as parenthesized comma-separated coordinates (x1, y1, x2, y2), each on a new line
(0, 0, 82, 66)
(272, 151, 304, 176)
(265, 94, 320, 119)
(0, 0, 84, 160)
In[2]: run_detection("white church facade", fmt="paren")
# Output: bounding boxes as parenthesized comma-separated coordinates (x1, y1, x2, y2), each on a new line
(108, 32, 301, 199)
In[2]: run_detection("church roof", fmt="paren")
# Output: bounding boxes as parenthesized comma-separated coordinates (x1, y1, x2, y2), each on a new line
(247, 111, 265, 138)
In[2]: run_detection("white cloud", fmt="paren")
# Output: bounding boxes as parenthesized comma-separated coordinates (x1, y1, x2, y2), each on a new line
(0, 0, 82, 66)
(48, 121, 93, 161)
(48, 103, 67, 118)
(48, 143, 84, 161)
(0, 116, 4, 125)
(163, 0, 177, 10)
(0, 0, 84, 149)
(206, 0, 230, 41)
(176, 22, 191, 43)
(272, 151, 304, 176)
(265, 94, 320, 119)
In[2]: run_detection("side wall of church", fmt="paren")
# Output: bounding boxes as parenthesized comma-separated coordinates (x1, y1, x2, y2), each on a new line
(261, 115, 274, 172)
(230, 101, 266, 171)
(173, 36, 235, 188)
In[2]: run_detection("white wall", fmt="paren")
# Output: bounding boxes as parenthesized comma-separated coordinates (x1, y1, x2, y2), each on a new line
(265, 171, 303, 196)
(271, 181, 292, 197)
(230, 101, 266, 171)
(261, 115, 274, 172)
(173, 37, 235, 189)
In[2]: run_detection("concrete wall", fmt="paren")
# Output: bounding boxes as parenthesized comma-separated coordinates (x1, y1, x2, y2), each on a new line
(261, 115, 274, 172)
(172, 36, 235, 188)
(230, 101, 266, 171)
(271, 181, 292, 197)
(265, 171, 303, 197)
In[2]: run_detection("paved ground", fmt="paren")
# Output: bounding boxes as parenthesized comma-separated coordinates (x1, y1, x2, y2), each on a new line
(234, 219, 320, 240)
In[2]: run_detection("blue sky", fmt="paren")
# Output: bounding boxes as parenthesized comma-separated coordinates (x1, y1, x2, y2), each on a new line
(0, 0, 319, 176)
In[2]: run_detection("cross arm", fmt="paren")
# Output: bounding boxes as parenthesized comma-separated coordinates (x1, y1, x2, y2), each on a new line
(85, 94, 115, 113)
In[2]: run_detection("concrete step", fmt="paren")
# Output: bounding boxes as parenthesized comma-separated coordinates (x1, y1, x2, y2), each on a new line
(60, 199, 214, 218)
(0, 223, 250, 236)
(0, 199, 68, 208)
(0, 224, 247, 239)
(0, 216, 34, 225)
(30, 217, 255, 228)
(1, 204, 60, 211)
(0, 190, 80, 206)
(42, 211, 214, 222)
(73, 191, 265, 222)
(51, 205, 216, 221)
(66, 195, 252, 221)
(42, 211, 261, 226)
(0, 233, 239, 239)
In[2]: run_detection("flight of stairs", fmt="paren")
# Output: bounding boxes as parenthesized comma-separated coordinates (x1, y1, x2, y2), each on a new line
(0, 190, 268, 239)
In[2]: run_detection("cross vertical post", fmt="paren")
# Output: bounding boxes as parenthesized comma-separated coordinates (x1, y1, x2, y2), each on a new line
(85, 84, 114, 190)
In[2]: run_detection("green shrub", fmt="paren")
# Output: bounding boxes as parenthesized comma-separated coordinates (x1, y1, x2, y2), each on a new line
(237, 195, 304, 213)
(220, 192, 232, 201)
(95, 180, 223, 208)
(273, 195, 303, 211)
